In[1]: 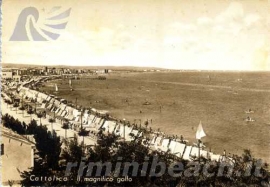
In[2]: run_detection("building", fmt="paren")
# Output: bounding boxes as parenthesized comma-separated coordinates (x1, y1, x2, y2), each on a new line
(1, 71, 13, 79)
(1, 68, 21, 81)
(18, 68, 28, 76)
(1, 68, 14, 80)
(1, 127, 35, 185)
(13, 75, 21, 82)
(95, 69, 111, 74)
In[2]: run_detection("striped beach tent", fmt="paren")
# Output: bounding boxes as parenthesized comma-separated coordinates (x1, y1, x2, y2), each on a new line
(190, 147, 200, 158)
(182, 146, 192, 160)
(169, 141, 186, 157)
(160, 139, 170, 152)
(210, 153, 221, 161)
(150, 136, 157, 145)
(119, 125, 133, 139)
(108, 121, 117, 133)
(173, 142, 186, 157)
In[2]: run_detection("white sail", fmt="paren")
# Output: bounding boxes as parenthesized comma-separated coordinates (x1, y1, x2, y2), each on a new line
(196, 121, 206, 140)
(69, 79, 72, 86)
(55, 84, 58, 92)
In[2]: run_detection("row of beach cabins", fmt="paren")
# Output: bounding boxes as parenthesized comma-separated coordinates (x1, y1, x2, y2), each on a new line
(2, 77, 230, 164)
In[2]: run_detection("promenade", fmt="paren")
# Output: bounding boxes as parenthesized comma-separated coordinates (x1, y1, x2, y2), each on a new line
(1, 98, 97, 146)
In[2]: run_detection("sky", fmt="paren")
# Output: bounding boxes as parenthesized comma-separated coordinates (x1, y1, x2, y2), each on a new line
(2, 0, 270, 70)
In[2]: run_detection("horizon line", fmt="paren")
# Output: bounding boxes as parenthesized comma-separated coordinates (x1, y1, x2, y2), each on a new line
(2, 62, 270, 72)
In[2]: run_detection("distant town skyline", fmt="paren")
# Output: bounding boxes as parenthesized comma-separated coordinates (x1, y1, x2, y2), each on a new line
(2, 0, 270, 70)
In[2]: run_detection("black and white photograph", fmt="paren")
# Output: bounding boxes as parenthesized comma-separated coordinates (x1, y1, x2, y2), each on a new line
(1, 0, 270, 186)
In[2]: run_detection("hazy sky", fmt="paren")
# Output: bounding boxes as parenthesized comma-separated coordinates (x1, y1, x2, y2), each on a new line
(2, 0, 270, 70)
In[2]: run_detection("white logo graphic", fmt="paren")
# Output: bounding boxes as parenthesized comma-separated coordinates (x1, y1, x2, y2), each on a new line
(10, 7, 71, 41)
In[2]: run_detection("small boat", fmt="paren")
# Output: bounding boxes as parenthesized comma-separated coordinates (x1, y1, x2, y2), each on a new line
(245, 110, 254, 114)
(143, 101, 151, 105)
(55, 84, 58, 92)
(245, 117, 255, 122)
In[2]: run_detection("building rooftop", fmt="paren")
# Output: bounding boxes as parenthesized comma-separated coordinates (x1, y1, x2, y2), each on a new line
(1, 126, 35, 146)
